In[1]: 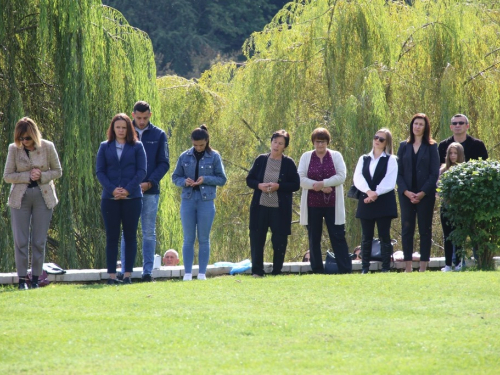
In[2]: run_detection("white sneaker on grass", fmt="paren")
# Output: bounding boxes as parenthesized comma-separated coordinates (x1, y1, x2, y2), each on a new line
(441, 265, 452, 272)
(454, 263, 462, 272)
(183, 273, 192, 281)
(197, 273, 206, 280)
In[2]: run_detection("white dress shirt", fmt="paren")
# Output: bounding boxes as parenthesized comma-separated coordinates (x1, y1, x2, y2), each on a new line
(353, 150, 398, 196)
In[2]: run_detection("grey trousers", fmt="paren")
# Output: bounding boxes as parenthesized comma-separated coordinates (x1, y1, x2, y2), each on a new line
(10, 187, 53, 277)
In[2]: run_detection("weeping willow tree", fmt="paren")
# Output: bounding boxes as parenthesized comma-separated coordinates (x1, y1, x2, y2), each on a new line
(0, 1, 159, 271)
(159, 0, 500, 263)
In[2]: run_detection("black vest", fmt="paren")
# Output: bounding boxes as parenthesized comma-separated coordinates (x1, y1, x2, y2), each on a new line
(356, 155, 397, 220)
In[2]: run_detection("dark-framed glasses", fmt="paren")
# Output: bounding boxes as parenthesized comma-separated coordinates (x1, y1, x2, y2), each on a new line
(373, 135, 386, 142)
(18, 136, 32, 141)
(451, 121, 466, 126)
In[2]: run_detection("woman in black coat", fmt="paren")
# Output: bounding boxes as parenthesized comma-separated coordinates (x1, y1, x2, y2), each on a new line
(246, 130, 300, 277)
(353, 128, 398, 273)
(397, 113, 440, 272)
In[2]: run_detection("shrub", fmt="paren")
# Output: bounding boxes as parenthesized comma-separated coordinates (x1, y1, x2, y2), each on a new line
(438, 160, 500, 270)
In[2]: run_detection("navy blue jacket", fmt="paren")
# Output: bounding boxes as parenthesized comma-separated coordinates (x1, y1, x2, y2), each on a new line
(96, 141, 147, 199)
(134, 122, 170, 195)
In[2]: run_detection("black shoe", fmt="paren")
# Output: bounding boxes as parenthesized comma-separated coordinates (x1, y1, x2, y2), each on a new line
(18, 282, 28, 290)
(141, 274, 152, 282)
(361, 269, 369, 274)
(116, 272, 124, 281)
(31, 283, 40, 289)
(122, 277, 132, 284)
(380, 269, 390, 273)
(107, 278, 122, 285)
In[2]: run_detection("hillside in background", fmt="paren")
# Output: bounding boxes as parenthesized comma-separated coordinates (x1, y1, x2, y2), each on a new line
(103, 0, 288, 77)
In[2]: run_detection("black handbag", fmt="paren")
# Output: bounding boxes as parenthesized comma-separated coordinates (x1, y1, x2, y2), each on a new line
(347, 185, 361, 200)
(324, 251, 339, 274)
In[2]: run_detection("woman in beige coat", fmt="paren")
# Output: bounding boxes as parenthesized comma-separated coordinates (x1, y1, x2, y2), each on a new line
(3, 117, 62, 290)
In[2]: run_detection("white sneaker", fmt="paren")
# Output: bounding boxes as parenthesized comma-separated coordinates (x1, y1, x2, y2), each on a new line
(441, 265, 452, 272)
(197, 273, 206, 280)
(454, 263, 462, 272)
(183, 273, 192, 281)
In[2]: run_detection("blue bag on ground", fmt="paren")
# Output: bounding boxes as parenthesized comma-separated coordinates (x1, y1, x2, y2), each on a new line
(230, 259, 252, 275)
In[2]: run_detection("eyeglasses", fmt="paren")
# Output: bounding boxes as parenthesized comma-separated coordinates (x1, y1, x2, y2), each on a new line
(451, 121, 466, 126)
(373, 135, 386, 142)
(314, 140, 327, 144)
(18, 136, 32, 141)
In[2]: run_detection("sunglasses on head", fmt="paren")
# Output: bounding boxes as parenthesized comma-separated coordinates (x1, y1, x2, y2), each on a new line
(373, 135, 386, 142)
(451, 121, 466, 125)
(18, 136, 32, 141)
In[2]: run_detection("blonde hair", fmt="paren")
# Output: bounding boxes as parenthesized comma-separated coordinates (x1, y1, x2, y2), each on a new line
(375, 128, 393, 155)
(14, 117, 42, 148)
(440, 142, 465, 173)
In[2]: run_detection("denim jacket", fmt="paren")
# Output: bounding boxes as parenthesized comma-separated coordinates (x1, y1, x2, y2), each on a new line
(172, 147, 227, 201)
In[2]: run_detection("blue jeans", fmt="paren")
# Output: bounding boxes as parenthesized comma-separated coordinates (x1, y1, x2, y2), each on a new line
(180, 190, 215, 274)
(121, 194, 160, 275)
(101, 198, 142, 273)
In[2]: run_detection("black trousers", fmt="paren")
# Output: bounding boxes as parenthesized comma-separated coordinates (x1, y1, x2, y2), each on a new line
(250, 205, 288, 276)
(400, 194, 435, 261)
(307, 206, 352, 274)
(440, 207, 457, 267)
(360, 217, 392, 271)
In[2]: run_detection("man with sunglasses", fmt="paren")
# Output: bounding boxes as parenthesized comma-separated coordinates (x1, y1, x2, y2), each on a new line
(438, 114, 488, 164)
(438, 114, 488, 270)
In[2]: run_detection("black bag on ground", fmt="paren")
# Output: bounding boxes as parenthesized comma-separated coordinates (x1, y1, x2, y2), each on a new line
(324, 251, 339, 274)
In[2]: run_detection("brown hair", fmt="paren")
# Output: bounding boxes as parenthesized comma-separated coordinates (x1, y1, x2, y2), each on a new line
(106, 113, 137, 144)
(440, 142, 465, 173)
(191, 124, 212, 152)
(310, 127, 331, 145)
(271, 129, 290, 148)
(407, 113, 435, 145)
(14, 117, 42, 148)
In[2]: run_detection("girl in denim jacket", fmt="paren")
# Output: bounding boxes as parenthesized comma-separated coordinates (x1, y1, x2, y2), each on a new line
(172, 125, 227, 280)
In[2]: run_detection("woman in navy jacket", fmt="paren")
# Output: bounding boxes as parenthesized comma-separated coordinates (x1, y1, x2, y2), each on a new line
(246, 130, 300, 277)
(397, 113, 440, 272)
(96, 113, 147, 284)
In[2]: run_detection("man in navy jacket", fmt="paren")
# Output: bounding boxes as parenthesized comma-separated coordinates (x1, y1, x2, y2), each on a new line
(119, 101, 170, 281)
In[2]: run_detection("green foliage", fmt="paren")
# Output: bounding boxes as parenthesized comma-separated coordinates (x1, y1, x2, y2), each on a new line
(0, 1, 159, 271)
(1, 273, 500, 373)
(439, 160, 500, 270)
(103, 0, 289, 77)
(160, 0, 500, 263)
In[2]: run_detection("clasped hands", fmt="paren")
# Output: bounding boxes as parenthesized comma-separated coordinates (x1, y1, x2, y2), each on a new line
(258, 182, 279, 193)
(30, 168, 41, 181)
(185, 177, 204, 187)
(312, 181, 332, 194)
(405, 190, 425, 204)
(112, 187, 130, 200)
(364, 190, 378, 204)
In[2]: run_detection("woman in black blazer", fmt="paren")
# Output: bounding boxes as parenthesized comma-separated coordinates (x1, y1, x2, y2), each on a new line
(397, 113, 440, 272)
(246, 130, 300, 277)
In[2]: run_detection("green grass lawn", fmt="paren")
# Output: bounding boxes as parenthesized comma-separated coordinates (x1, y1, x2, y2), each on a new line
(1, 272, 500, 374)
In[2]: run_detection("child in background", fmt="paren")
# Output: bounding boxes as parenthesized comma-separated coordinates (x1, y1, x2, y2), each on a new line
(439, 142, 465, 272)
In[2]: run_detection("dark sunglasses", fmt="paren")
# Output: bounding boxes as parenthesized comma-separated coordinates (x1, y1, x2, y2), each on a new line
(18, 136, 33, 141)
(373, 135, 386, 142)
(451, 121, 466, 125)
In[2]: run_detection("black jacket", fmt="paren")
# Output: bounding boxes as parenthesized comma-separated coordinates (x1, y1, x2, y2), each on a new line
(246, 154, 300, 235)
(397, 141, 440, 197)
(438, 135, 488, 164)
